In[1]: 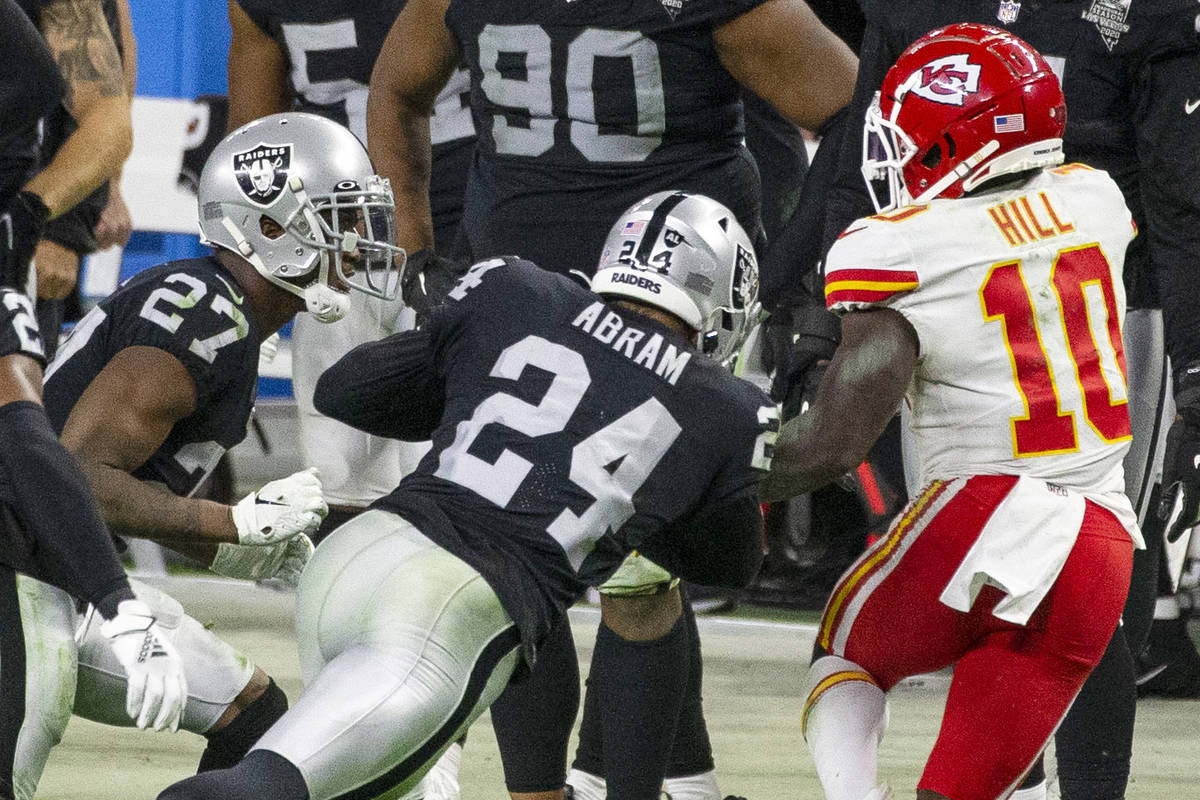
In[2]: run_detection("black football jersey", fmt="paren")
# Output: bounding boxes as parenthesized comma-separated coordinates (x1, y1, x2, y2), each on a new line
(374, 257, 776, 656)
(236, 0, 474, 147)
(0, 288, 45, 365)
(235, 0, 475, 252)
(445, 0, 770, 274)
(42, 258, 260, 497)
(0, 0, 64, 204)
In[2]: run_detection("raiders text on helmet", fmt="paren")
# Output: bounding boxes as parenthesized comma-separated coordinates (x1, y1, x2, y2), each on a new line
(591, 191, 760, 367)
(197, 112, 404, 323)
(861, 23, 1066, 213)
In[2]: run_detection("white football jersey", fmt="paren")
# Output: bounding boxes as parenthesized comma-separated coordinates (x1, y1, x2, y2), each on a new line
(826, 164, 1138, 532)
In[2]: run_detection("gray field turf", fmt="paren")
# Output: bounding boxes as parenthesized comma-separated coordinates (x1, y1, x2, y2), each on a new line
(35, 577, 1199, 799)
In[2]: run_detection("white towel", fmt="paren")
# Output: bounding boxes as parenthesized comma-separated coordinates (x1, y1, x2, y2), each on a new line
(939, 475, 1086, 625)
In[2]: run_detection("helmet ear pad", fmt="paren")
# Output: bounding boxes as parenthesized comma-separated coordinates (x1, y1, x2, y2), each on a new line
(865, 22, 1066, 211)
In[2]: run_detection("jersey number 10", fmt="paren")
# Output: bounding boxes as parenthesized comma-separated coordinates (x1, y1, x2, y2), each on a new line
(980, 243, 1130, 457)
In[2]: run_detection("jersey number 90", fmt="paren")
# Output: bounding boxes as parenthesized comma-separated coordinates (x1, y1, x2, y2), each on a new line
(478, 25, 666, 163)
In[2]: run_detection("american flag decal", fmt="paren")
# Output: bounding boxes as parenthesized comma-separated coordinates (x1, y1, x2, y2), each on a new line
(994, 114, 1025, 133)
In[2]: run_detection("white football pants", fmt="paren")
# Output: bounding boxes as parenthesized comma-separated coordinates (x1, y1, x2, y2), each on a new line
(12, 576, 254, 800)
(253, 509, 523, 800)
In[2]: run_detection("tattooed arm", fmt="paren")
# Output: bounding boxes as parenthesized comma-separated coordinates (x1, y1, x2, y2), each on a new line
(25, 0, 132, 218)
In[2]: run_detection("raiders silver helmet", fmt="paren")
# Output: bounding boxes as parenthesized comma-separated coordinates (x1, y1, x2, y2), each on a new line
(592, 191, 760, 366)
(197, 112, 403, 322)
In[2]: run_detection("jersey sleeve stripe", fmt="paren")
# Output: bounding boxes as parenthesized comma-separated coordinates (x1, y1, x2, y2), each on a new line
(825, 288, 916, 307)
(825, 268, 919, 284)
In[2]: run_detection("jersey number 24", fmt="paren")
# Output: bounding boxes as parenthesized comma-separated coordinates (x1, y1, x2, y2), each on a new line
(435, 334, 681, 571)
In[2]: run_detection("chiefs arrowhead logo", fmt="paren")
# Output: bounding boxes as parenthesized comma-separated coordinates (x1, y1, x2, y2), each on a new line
(910, 54, 982, 106)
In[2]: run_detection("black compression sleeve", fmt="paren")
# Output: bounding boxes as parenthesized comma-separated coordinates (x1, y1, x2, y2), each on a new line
(313, 330, 446, 441)
(0, 401, 133, 618)
(639, 495, 765, 589)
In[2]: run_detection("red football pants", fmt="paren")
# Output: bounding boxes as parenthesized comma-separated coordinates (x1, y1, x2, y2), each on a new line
(816, 475, 1133, 800)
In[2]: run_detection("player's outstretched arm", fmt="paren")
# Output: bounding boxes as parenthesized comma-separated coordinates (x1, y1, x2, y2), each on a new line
(59, 346, 325, 551)
(24, 0, 132, 219)
(366, 0, 459, 252)
(314, 329, 445, 441)
(762, 307, 917, 502)
(713, 0, 857, 132)
(225, 0, 292, 131)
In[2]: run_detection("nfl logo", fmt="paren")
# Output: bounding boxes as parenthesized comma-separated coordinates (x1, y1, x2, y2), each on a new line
(997, 0, 1021, 24)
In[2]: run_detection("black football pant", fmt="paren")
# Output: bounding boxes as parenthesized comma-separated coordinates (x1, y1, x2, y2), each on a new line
(0, 564, 24, 800)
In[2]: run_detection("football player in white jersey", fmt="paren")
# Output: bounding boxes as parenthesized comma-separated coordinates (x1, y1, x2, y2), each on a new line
(763, 24, 1140, 800)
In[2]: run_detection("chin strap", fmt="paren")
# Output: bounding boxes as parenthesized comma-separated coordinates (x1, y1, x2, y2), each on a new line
(304, 283, 350, 323)
(911, 139, 1001, 205)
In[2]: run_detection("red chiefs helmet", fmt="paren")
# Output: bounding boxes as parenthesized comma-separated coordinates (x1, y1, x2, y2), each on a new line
(862, 22, 1066, 212)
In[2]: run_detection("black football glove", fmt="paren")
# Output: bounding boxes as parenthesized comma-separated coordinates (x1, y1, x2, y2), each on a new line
(773, 304, 841, 422)
(1, 191, 50, 289)
(400, 247, 470, 325)
(1159, 416, 1200, 543)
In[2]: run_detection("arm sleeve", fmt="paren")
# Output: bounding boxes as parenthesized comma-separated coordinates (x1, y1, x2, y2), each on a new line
(0, 0, 65, 129)
(1135, 49, 1200, 390)
(313, 328, 447, 441)
(638, 495, 765, 589)
(0, 400, 134, 618)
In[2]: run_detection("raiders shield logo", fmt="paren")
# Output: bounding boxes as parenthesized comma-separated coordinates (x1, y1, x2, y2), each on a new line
(233, 143, 293, 205)
(731, 243, 757, 310)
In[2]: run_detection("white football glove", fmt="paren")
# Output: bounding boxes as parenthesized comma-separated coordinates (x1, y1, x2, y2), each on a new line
(259, 332, 282, 364)
(232, 466, 327, 546)
(99, 600, 188, 732)
(209, 534, 314, 586)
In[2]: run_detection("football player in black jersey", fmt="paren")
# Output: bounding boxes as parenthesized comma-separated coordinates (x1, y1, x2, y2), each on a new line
(8, 112, 420, 799)
(367, 2, 855, 797)
(226, 0, 476, 555)
(0, 3, 189, 798)
(774, 3, 1200, 799)
(156, 190, 777, 800)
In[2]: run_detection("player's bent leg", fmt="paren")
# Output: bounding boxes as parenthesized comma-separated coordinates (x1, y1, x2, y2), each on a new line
(662, 598, 719, 800)
(801, 654, 888, 800)
(71, 578, 285, 770)
(575, 553, 690, 800)
(918, 504, 1133, 800)
(11, 577, 77, 800)
(73, 578, 255, 731)
(159, 510, 525, 800)
(489, 616, 578, 799)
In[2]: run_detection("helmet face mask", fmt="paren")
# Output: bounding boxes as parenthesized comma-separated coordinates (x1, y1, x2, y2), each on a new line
(862, 23, 1067, 213)
(198, 113, 405, 322)
(592, 191, 760, 369)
